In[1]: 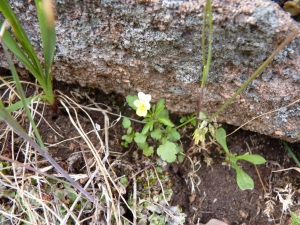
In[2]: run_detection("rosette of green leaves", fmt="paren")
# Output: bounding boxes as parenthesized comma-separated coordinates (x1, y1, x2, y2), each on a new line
(216, 128, 266, 190)
(123, 95, 183, 163)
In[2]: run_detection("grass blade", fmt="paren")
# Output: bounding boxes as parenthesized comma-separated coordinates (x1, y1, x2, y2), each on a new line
(0, 103, 94, 202)
(35, 0, 56, 82)
(0, 1, 55, 104)
(0, 21, 43, 83)
(282, 141, 300, 167)
(208, 30, 299, 122)
(0, 33, 93, 202)
(5, 96, 37, 113)
(201, 0, 213, 88)
(0, 1, 43, 76)
(1, 32, 45, 148)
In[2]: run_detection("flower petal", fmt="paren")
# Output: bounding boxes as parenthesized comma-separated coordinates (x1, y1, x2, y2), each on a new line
(138, 92, 145, 100)
(144, 102, 151, 110)
(138, 92, 151, 103)
(136, 108, 147, 117)
(134, 99, 143, 108)
(143, 94, 151, 103)
(135, 92, 151, 117)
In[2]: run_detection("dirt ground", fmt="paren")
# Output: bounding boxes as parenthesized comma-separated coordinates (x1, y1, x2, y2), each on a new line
(1, 79, 300, 225)
(172, 126, 300, 225)
(1, 1, 300, 224)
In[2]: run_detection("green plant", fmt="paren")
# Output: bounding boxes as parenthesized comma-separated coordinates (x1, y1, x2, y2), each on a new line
(216, 127, 266, 190)
(121, 0, 297, 189)
(122, 93, 184, 163)
(282, 141, 300, 167)
(290, 212, 300, 225)
(182, 0, 298, 191)
(0, 0, 56, 106)
(0, 161, 10, 175)
(0, 19, 94, 202)
(179, 113, 197, 127)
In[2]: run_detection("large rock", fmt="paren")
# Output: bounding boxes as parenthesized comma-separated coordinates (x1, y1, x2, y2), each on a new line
(1, 0, 300, 142)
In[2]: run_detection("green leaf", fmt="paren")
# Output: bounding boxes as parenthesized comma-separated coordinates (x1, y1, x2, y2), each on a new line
(168, 129, 180, 141)
(180, 113, 197, 126)
(180, 116, 187, 123)
(161, 137, 168, 145)
(67, 190, 77, 203)
(137, 142, 148, 149)
(121, 142, 128, 148)
(35, 0, 56, 80)
(0, 25, 40, 79)
(0, 2, 43, 77)
(142, 122, 151, 134)
(190, 119, 196, 127)
(122, 134, 133, 143)
(157, 108, 169, 119)
(127, 127, 132, 134)
(148, 120, 154, 131)
(155, 98, 165, 112)
(143, 146, 154, 156)
(156, 167, 163, 174)
(236, 153, 266, 165)
(5, 97, 37, 113)
(177, 153, 185, 163)
(232, 163, 254, 190)
(0, 1, 55, 104)
(134, 133, 147, 144)
(216, 128, 230, 155)
(157, 141, 177, 163)
(120, 177, 129, 187)
(55, 189, 64, 200)
(126, 95, 138, 110)
(158, 117, 174, 127)
(122, 117, 131, 129)
(151, 129, 162, 140)
(291, 213, 300, 225)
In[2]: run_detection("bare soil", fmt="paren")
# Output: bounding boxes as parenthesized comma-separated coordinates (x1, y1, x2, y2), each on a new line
(1, 80, 300, 225)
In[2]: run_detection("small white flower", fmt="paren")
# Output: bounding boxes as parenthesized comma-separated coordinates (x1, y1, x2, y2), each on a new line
(134, 92, 151, 117)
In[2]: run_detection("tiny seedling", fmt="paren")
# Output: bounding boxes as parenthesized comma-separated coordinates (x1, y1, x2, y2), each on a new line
(122, 93, 184, 163)
(216, 127, 266, 190)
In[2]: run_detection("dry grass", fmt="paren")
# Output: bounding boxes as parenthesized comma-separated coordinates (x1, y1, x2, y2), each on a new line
(0, 80, 184, 225)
